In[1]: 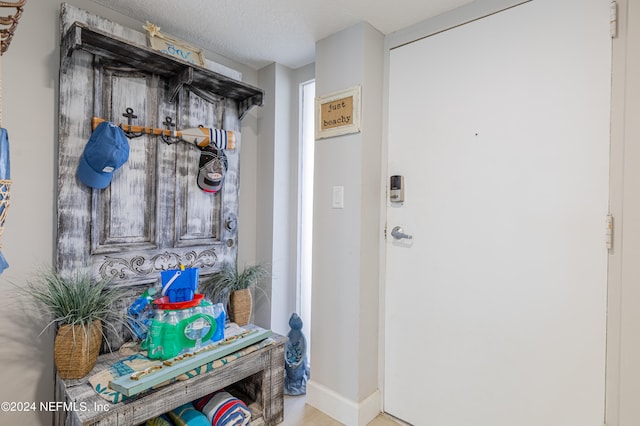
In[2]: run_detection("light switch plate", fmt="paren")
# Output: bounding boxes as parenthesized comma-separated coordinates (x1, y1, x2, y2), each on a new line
(332, 186, 344, 208)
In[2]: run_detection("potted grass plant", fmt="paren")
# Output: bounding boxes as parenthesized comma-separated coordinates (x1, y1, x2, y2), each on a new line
(200, 262, 269, 326)
(25, 269, 127, 379)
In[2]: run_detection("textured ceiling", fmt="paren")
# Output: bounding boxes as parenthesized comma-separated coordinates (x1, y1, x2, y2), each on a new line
(92, 0, 473, 70)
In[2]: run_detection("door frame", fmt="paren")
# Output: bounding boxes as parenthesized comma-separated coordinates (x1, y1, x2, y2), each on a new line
(378, 0, 618, 422)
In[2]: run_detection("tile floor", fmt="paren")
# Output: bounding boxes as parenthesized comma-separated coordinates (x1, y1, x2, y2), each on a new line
(282, 394, 404, 426)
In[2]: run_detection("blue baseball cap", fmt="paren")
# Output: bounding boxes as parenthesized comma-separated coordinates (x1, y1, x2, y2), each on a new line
(77, 121, 129, 189)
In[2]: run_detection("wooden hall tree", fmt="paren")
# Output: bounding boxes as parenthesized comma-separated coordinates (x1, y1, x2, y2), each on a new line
(56, 4, 263, 350)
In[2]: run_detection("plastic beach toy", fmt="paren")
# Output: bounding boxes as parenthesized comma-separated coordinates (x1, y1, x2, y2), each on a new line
(161, 266, 199, 303)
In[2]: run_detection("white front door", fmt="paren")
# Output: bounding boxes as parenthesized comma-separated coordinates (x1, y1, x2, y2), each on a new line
(384, 1, 611, 425)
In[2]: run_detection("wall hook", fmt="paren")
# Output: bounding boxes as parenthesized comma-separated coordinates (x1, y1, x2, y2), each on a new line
(161, 116, 181, 145)
(121, 108, 144, 138)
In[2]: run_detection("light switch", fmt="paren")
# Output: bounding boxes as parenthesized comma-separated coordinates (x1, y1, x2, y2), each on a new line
(332, 186, 344, 209)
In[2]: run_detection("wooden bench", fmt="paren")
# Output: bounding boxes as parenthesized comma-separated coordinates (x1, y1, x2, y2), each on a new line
(54, 329, 286, 426)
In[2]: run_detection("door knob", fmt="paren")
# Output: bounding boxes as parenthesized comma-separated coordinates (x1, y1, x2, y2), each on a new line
(391, 226, 413, 240)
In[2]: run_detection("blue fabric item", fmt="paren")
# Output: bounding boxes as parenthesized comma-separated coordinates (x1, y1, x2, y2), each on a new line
(0, 128, 10, 274)
(77, 121, 129, 189)
(0, 253, 8, 274)
(0, 128, 10, 179)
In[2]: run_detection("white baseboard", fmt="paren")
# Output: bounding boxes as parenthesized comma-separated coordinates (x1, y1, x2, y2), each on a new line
(306, 380, 381, 426)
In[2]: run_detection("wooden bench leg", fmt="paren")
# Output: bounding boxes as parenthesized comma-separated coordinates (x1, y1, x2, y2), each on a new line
(262, 344, 285, 425)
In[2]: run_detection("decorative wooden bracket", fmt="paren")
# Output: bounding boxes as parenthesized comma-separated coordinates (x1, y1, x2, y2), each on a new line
(169, 67, 192, 103)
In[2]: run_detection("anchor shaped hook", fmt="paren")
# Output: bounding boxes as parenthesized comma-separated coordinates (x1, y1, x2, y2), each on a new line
(161, 117, 181, 145)
(121, 108, 144, 138)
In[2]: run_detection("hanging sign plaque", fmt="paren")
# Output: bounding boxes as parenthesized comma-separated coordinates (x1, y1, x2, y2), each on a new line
(143, 21, 205, 67)
(315, 85, 361, 139)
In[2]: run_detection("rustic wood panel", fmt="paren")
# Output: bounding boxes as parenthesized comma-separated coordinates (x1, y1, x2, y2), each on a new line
(57, 5, 238, 279)
(264, 342, 286, 425)
(94, 67, 158, 253)
(55, 6, 271, 425)
(175, 90, 222, 246)
(57, 2, 252, 347)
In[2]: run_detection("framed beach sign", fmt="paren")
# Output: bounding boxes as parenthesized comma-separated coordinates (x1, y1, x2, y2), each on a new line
(315, 85, 361, 139)
(143, 22, 205, 67)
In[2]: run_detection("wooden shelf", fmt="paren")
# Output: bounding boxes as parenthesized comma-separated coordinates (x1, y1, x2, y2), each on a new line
(61, 21, 264, 119)
(54, 329, 287, 426)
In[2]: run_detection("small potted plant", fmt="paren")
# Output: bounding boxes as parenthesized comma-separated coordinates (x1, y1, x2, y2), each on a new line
(25, 269, 128, 379)
(200, 262, 269, 326)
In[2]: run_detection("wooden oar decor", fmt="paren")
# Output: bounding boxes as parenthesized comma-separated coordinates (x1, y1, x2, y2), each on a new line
(91, 116, 236, 150)
(91, 111, 232, 194)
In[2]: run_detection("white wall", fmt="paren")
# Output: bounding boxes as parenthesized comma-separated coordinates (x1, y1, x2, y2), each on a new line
(0, 1, 258, 424)
(255, 62, 297, 336)
(254, 63, 277, 329)
(254, 61, 315, 337)
(307, 22, 384, 426)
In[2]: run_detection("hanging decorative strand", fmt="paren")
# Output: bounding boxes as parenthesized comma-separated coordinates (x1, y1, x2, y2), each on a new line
(0, 0, 25, 272)
(0, 0, 26, 55)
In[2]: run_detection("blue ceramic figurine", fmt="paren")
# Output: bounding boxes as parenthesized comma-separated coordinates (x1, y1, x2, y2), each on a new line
(284, 313, 310, 395)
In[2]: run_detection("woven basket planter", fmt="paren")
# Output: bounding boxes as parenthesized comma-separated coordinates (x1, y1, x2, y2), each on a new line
(228, 289, 252, 326)
(54, 319, 102, 379)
